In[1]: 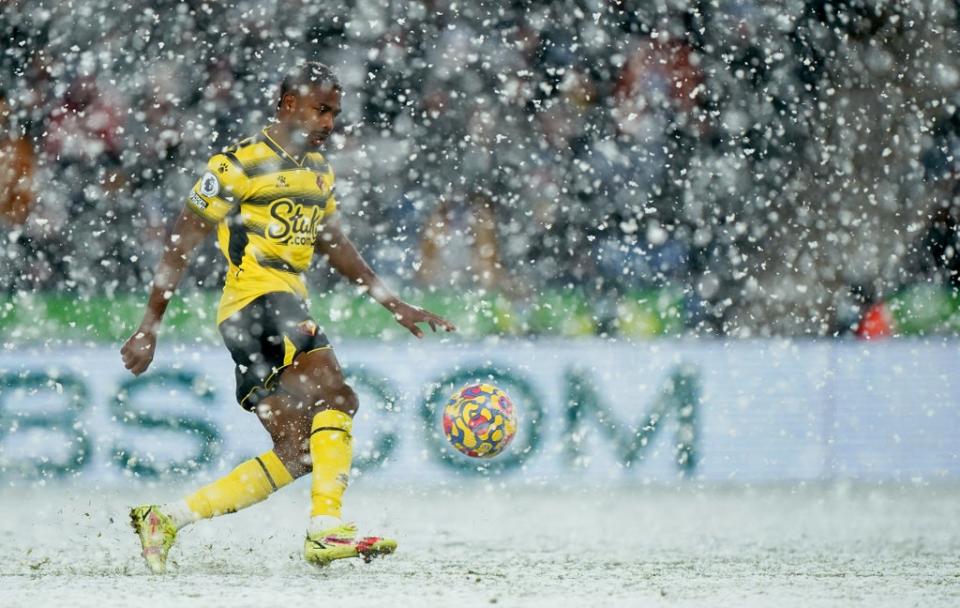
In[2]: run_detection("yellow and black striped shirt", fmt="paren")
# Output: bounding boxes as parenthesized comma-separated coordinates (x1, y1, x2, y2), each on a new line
(185, 128, 338, 324)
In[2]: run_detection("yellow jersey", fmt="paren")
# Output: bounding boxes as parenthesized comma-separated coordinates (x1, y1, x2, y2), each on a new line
(184, 128, 338, 324)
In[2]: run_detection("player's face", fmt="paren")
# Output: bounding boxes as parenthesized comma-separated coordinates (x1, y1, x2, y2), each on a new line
(290, 85, 341, 149)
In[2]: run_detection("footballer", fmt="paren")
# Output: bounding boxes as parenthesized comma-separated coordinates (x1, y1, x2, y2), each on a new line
(120, 62, 455, 573)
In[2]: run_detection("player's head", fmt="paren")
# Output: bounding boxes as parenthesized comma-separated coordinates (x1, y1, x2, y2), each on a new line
(276, 61, 342, 148)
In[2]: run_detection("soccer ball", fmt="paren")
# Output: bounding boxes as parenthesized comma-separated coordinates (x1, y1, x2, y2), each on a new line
(442, 383, 518, 458)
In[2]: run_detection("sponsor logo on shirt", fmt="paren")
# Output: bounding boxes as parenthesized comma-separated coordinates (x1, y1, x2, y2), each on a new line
(189, 192, 208, 210)
(266, 198, 324, 246)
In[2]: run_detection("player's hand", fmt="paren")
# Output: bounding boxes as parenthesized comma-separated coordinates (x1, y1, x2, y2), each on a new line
(388, 301, 456, 338)
(120, 326, 157, 376)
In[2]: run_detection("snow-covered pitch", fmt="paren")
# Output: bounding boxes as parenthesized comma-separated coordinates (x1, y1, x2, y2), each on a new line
(1, 481, 957, 607)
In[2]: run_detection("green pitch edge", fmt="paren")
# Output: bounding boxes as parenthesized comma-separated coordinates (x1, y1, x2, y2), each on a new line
(0, 287, 686, 343)
(885, 284, 960, 335)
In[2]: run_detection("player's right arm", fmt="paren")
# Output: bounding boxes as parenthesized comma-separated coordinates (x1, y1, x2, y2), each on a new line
(120, 209, 215, 375)
(121, 154, 245, 376)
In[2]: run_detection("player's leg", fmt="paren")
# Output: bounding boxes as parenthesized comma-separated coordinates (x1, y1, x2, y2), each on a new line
(252, 384, 316, 479)
(276, 346, 357, 525)
(130, 439, 295, 573)
(175, 293, 371, 556)
(274, 347, 396, 565)
(131, 296, 301, 573)
(130, 387, 298, 574)
(165, 398, 298, 525)
(152, 299, 303, 531)
(136, 353, 324, 566)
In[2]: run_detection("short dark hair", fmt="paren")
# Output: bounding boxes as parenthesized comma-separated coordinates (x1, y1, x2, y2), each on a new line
(278, 61, 341, 108)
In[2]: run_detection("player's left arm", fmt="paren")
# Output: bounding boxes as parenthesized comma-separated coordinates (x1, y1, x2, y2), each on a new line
(314, 214, 456, 338)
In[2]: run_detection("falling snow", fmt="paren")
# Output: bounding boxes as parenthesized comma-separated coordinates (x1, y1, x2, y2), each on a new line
(1, 1, 960, 606)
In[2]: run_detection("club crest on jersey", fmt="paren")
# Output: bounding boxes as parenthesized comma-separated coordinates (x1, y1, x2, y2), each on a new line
(200, 172, 220, 197)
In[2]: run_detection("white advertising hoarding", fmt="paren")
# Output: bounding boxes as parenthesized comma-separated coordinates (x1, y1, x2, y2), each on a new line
(0, 339, 957, 483)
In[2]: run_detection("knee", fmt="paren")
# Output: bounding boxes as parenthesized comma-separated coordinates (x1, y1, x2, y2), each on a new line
(306, 382, 358, 417)
(294, 376, 358, 418)
(329, 383, 359, 417)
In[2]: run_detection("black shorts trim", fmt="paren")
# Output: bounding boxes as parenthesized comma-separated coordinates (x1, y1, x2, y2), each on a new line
(218, 291, 330, 411)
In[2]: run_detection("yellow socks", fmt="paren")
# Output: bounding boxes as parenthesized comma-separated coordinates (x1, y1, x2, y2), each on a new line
(168, 450, 293, 528)
(309, 409, 353, 520)
(159, 411, 353, 533)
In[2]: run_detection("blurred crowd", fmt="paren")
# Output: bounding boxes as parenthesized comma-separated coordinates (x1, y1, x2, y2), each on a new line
(3, 0, 960, 336)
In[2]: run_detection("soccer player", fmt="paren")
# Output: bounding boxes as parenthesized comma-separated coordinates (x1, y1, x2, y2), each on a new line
(120, 62, 455, 573)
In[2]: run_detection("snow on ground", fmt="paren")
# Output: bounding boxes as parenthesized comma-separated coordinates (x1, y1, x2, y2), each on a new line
(1, 481, 958, 607)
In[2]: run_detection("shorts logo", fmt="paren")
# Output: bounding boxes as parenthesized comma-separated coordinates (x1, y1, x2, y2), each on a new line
(200, 172, 220, 197)
(297, 319, 318, 336)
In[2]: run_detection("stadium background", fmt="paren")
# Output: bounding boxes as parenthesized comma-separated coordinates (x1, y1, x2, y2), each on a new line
(4, 0, 960, 341)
